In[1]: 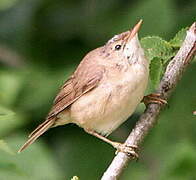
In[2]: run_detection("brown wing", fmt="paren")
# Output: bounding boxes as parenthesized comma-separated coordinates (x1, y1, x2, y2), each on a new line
(47, 62, 105, 119)
(18, 50, 105, 153)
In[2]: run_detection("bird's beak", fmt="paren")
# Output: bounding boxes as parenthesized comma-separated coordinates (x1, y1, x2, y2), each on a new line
(126, 19, 143, 42)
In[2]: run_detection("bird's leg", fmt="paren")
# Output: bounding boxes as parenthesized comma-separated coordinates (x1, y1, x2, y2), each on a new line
(84, 128, 138, 159)
(142, 93, 167, 106)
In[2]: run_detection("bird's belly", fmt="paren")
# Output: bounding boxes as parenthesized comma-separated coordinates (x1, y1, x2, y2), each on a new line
(71, 65, 148, 135)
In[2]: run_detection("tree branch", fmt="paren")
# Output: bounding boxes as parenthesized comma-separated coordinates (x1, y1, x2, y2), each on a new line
(101, 22, 196, 180)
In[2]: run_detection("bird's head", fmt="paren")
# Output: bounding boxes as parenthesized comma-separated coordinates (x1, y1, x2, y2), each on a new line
(102, 20, 144, 65)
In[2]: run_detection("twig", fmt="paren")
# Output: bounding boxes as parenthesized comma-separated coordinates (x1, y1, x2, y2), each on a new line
(101, 22, 196, 180)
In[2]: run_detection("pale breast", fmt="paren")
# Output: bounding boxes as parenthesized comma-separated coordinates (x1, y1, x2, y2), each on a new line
(70, 61, 149, 135)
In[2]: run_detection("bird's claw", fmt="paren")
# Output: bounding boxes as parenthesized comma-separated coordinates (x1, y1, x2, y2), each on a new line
(113, 142, 139, 159)
(142, 93, 167, 106)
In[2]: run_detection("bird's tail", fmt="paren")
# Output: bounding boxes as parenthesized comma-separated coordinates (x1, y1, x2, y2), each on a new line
(18, 118, 55, 153)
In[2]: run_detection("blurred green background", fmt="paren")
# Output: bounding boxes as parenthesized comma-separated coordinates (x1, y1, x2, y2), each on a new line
(0, 0, 195, 179)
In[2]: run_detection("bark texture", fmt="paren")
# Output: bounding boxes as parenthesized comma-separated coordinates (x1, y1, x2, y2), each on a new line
(101, 22, 196, 180)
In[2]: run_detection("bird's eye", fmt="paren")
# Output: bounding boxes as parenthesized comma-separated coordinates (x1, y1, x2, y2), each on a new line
(115, 45, 121, 50)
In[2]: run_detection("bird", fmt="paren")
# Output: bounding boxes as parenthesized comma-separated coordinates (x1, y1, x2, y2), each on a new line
(18, 20, 155, 156)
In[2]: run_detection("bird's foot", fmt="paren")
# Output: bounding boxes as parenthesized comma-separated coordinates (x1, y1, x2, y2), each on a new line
(142, 93, 167, 106)
(113, 142, 138, 159)
(84, 128, 139, 159)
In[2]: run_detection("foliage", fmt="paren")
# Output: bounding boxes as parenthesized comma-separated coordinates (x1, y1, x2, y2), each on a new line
(141, 27, 187, 88)
(0, 0, 195, 179)
(149, 57, 163, 88)
(169, 28, 188, 48)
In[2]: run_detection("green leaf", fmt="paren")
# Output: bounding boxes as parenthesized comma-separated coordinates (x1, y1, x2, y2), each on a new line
(0, 140, 14, 154)
(141, 36, 174, 64)
(169, 28, 188, 48)
(149, 57, 163, 88)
